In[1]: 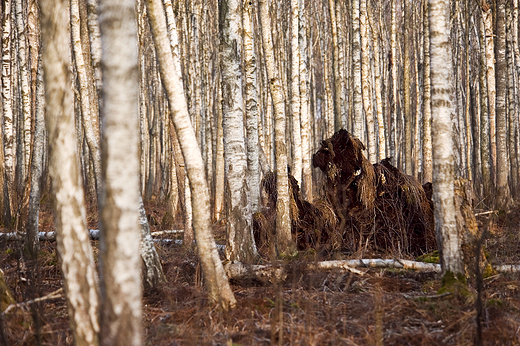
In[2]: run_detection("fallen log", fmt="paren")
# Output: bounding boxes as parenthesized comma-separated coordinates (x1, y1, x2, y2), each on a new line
(0, 229, 184, 241)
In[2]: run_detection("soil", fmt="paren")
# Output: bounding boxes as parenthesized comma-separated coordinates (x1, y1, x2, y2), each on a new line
(1, 194, 520, 346)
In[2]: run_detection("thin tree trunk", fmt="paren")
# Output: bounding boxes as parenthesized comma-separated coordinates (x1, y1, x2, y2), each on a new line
(423, 0, 433, 183)
(146, 0, 236, 310)
(244, 0, 262, 213)
(352, 0, 363, 139)
(299, 0, 312, 201)
(483, 4, 496, 185)
(429, 0, 464, 275)
(40, 0, 100, 343)
(291, 0, 302, 185)
(360, 0, 375, 163)
(403, 1, 412, 175)
(259, 0, 295, 255)
(26, 57, 45, 259)
(494, 0, 512, 210)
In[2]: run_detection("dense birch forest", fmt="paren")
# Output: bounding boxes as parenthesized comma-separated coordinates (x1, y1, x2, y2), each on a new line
(1, 0, 520, 344)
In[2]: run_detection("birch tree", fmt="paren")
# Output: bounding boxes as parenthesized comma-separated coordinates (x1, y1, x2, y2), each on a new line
(259, 0, 295, 255)
(429, 0, 464, 275)
(495, 0, 512, 210)
(98, 1, 143, 344)
(220, 0, 258, 263)
(146, 0, 236, 310)
(40, 0, 100, 343)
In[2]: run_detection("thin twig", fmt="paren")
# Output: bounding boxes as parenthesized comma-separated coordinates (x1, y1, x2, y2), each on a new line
(2, 288, 64, 315)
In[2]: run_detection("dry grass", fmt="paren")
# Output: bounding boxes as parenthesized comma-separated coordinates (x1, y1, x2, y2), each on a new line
(1, 199, 520, 345)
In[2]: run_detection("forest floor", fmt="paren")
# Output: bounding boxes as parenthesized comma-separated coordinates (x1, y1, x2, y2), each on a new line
(1, 196, 520, 345)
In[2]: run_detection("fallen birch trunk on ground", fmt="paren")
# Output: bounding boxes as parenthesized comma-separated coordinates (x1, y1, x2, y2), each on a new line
(0, 229, 184, 241)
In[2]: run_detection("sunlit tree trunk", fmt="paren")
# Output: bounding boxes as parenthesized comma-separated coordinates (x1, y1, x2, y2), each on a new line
(389, 0, 398, 160)
(97, 1, 142, 344)
(290, 0, 302, 185)
(360, 0, 375, 163)
(243, 0, 262, 213)
(367, 0, 385, 162)
(429, 0, 464, 275)
(299, 0, 312, 201)
(259, 0, 295, 255)
(2, 0, 14, 220)
(422, 0, 433, 183)
(328, 0, 342, 130)
(146, 0, 236, 310)
(494, 0, 512, 210)
(15, 0, 32, 181)
(483, 4, 496, 185)
(351, 0, 363, 139)
(478, 6, 492, 202)
(87, 0, 103, 96)
(403, 1, 412, 175)
(71, 0, 102, 204)
(220, 0, 257, 263)
(26, 57, 45, 259)
(41, 0, 100, 343)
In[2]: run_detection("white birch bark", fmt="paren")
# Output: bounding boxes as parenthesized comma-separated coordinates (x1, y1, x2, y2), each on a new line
(429, 0, 464, 275)
(389, 0, 398, 160)
(146, 0, 236, 310)
(367, 0, 385, 162)
(15, 0, 32, 181)
(360, 0, 375, 163)
(138, 195, 166, 288)
(290, 0, 302, 185)
(26, 57, 45, 258)
(423, 0, 433, 183)
(483, 6, 496, 184)
(403, 2, 412, 175)
(87, 0, 103, 96)
(98, 1, 143, 344)
(40, 0, 100, 343)
(71, 0, 102, 201)
(259, 0, 295, 255)
(328, 0, 342, 130)
(220, 0, 257, 262)
(494, 0, 512, 210)
(2, 0, 14, 218)
(243, 0, 262, 213)
(352, 0, 363, 139)
(299, 0, 312, 201)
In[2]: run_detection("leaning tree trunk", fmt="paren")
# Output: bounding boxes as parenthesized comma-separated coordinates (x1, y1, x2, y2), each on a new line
(98, 1, 143, 344)
(220, 0, 257, 263)
(146, 0, 236, 311)
(429, 0, 464, 275)
(40, 0, 100, 344)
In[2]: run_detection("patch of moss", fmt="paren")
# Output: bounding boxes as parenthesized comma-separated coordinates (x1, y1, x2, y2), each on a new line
(416, 250, 439, 264)
(438, 271, 471, 299)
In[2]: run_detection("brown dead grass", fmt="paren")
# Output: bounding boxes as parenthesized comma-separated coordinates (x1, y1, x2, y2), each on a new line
(1, 201, 520, 345)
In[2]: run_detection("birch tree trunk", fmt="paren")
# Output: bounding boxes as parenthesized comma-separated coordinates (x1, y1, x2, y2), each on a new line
(2, 0, 14, 220)
(494, 0, 512, 210)
(98, 1, 143, 344)
(71, 0, 102, 204)
(351, 0, 363, 139)
(483, 4, 496, 185)
(360, 0, 375, 163)
(243, 0, 262, 213)
(40, 0, 100, 344)
(429, 0, 464, 275)
(146, 0, 236, 310)
(422, 0, 433, 183)
(403, 1, 412, 175)
(291, 0, 302, 185)
(220, 0, 257, 263)
(259, 0, 295, 255)
(299, 0, 312, 201)
(26, 57, 45, 259)
(478, 6, 492, 202)
(15, 0, 32, 181)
